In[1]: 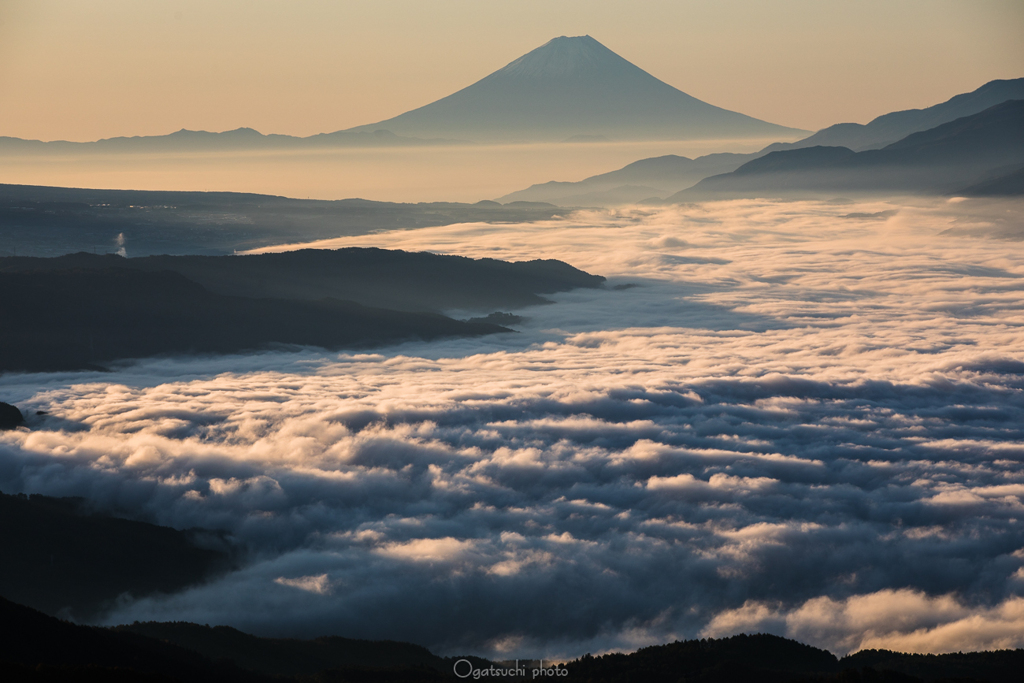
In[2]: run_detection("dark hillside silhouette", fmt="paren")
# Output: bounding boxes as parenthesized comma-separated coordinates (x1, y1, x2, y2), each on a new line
(3, 601, 1021, 683)
(0, 491, 232, 618)
(0, 249, 605, 313)
(116, 622, 448, 677)
(564, 634, 1024, 683)
(565, 634, 841, 683)
(0, 268, 510, 373)
(0, 402, 24, 429)
(0, 596, 272, 682)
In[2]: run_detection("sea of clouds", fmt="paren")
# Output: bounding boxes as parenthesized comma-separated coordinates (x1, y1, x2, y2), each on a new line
(2, 197, 1023, 658)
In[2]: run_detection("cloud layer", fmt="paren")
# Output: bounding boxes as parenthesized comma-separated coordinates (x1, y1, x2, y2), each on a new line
(2, 197, 1023, 658)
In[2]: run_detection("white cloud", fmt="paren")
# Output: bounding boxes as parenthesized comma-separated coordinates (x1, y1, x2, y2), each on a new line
(2, 197, 1024, 658)
(702, 590, 1024, 655)
(275, 574, 333, 595)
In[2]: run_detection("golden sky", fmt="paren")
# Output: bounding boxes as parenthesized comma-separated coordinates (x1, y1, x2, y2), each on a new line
(1, 0, 1022, 142)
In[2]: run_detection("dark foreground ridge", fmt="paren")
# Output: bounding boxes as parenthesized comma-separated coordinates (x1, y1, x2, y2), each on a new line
(0, 249, 605, 313)
(0, 490, 233, 619)
(0, 248, 604, 373)
(1, 593, 1022, 683)
(0, 402, 25, 429)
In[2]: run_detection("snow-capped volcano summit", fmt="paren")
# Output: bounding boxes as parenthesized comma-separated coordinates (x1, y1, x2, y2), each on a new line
(346, 36, 805, 143)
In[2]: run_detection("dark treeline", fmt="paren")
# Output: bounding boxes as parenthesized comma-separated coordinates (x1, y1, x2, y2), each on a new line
(564, 635, 1024, 682)
(2, 597, 1021, 683)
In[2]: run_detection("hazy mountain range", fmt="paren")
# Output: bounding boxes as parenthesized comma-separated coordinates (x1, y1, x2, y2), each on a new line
(670, 99, 1024, 200)
(498, 152, 751, 205)
(0, 183, 564, 257)
(0, 127, 463, 154)
(0, 36, 804, 152)
(502, 78, 1024, 205)
(762, 77, 1024, 152)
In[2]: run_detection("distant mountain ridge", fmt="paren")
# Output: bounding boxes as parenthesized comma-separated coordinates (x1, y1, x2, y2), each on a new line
(668, 99, 1024, 200)
(344, 35, 806, 143)
(501, 78, 1024, 205)
(0, 126, 463, 154)
(763, 77, 1024, 153)
(498, 153, 752, 205)
(1, 36, 805, 151)
(0, 183, 565, 257)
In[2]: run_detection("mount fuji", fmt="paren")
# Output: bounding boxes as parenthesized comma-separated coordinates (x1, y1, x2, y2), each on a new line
(346, 35, 806, 143)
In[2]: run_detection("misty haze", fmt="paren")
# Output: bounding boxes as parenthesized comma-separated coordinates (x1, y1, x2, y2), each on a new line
(1, 5, 1023, 683)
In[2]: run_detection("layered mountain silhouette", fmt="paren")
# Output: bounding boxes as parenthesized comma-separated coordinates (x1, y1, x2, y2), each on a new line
(958, 166, 1024, 196)
(763, 77, 1024, 153)
(0, 127, 462, 154)
(0, 36, 803, 152)
(498, 153, 751, 206)
(345, 35, 805, 143)
(501, 78, 1024, 206)
(669, 99, 1024, 200)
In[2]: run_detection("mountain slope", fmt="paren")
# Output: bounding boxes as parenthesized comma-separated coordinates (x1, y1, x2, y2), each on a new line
(0, 491, 232, 618)
(765, 77, 1024, 152)
(669, 99, 1024, 200)
(498, 153, 755, 205)
(957, 165, 1024, 196)
(347, 36, 805, 143)
(496, 78, 1024, 206)
(0, 597, 268, 682)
